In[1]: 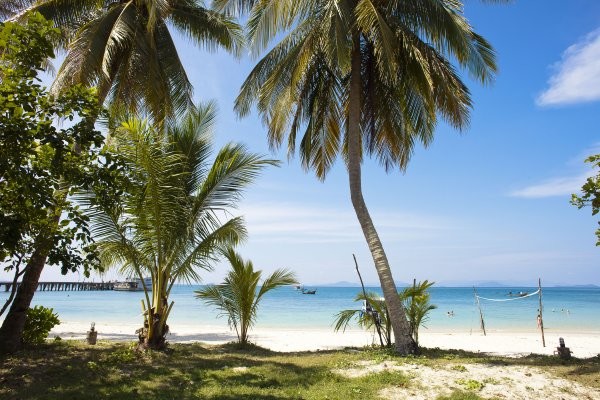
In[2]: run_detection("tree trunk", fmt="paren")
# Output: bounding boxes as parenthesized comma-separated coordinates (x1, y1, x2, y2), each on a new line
(145, 316, 167, 350)
(0, 234, 54, 354)
(347, 32, 415, 355)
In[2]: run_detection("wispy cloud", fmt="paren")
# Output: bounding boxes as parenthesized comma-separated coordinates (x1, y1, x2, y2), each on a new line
(510, 143, 599, 199)
(233, 203, 451, 243)
(509, 171, 592, 199)
(537, 29, 600, 106)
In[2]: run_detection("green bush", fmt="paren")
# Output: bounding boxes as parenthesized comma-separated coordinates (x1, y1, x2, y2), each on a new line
(23, 305, 60, 345)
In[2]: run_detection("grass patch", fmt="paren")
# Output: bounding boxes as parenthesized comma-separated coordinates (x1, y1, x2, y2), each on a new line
(455, 378, 485, 391)
(0, 342, 598, 399)
(0, 341, 407, 400)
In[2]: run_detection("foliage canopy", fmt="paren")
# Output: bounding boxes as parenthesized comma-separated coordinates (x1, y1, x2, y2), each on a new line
(0, 13, 119, 284)
(1, 0, 245, 123)
(571, 155, 600, 246)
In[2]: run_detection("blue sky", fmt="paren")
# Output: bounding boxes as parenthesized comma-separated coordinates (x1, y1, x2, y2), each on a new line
(17, 1, 600, 286)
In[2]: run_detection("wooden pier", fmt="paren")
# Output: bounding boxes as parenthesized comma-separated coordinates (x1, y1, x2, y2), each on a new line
(0, 281, 115, 292)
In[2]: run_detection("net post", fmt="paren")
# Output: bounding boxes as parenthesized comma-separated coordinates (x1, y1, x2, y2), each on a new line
(473, 287, 486, 336)
(538, 278, 545, 347)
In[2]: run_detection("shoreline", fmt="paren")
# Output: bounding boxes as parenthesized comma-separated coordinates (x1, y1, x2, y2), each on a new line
(50, 322, 600, 358)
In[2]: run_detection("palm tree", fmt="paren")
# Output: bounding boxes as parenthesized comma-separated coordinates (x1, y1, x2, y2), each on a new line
(216, 0, 498, 354)
(334, 291, 392, 347)
(400, 280, 437, 348)
(334, 280, 436, 349)
(195, 247, 297, 347)
(2, 0, 244, 122)
(86, 103, 276, 349)
(0, 1, 244, 352)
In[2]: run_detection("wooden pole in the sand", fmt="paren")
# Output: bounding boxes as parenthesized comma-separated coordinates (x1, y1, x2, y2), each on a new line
(474, 287, 486, 336)
(538, 278, 546, 347)
(353, 254, 384, 347)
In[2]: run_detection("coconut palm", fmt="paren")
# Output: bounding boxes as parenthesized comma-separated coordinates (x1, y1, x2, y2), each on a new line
(86, 103, 276, 349)
(0, 0, 244, 352)
(195, 247, 297, 347)
(334, 291, 392, 347)
(2, 0, 244, 122)
(216, 0, 498, 354)
(400, 280, 436, 348)
(334, 280, 436, 349)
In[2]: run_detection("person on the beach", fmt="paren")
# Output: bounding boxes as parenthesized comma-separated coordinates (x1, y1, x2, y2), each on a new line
(537, 314, 542, 329)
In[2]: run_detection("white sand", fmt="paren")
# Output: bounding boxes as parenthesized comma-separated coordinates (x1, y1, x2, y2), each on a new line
(50, 322, 600, 358)
(337, 360, 600, 400)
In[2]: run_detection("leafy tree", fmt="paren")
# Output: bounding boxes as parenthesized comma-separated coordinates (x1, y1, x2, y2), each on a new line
(216, 0, 498, 354)
(87, 103, 276, 350)
(334, 280, 436, 349)
(571, 155, 600, 245)
(196, 247, 297, 347)
(0, 13, 119, 353)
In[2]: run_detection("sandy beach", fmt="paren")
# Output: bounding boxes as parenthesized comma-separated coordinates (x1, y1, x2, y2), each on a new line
(50, 321, 600, 358)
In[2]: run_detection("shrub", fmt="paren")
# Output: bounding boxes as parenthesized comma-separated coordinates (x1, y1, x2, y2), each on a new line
(455, 378, 485, 391)
(22, 305, 60, 345)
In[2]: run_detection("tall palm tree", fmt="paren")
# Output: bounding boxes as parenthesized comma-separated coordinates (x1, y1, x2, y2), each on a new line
(84, 103, 276, 349)
(195, 247, 297, 347)
(216, 0, 498, 354)
(0, 1, 244, 352)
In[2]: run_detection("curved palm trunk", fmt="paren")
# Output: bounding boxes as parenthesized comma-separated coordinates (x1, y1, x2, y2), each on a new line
(347, 33, 415, 355)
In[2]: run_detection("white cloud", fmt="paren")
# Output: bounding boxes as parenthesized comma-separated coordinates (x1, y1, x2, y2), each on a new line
(567, 142, 600, 166)
(510, 144, 599, 199)
(537, 29, 600, 106)
(234, 203, 451, 243)
(509, 171, 592, 198)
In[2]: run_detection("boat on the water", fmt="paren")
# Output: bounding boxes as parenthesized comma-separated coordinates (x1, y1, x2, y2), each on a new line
(113, 277, 152, 292)
(302, 288, 317, 295)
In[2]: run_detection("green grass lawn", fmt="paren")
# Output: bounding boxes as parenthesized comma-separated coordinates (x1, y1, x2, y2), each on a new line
(0, 341, 598, 399)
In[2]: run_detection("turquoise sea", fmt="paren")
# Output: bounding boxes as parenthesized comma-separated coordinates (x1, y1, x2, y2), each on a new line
(1, 286, 598, 333)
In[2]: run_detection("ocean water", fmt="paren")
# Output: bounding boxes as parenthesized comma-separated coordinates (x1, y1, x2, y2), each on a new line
(1, 286, 598, 333)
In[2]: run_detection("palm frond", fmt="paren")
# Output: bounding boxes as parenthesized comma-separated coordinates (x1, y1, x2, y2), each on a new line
(170, 4, 245, 56)
(50, 4, 128, 96)
(256, 268, 297, 302)
(333, 309, 362, 333)
(195, 143, 279, 212)
(211, 0, 258, 15)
